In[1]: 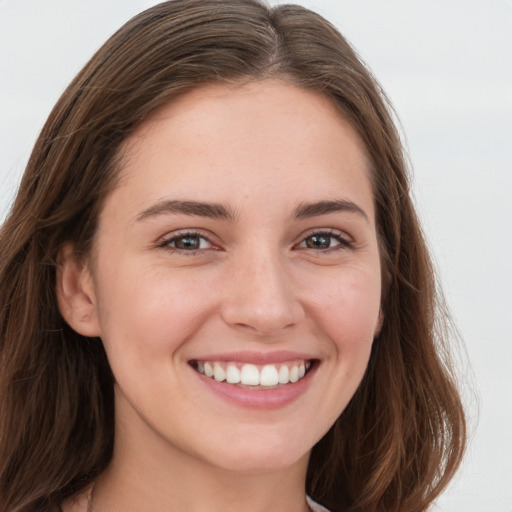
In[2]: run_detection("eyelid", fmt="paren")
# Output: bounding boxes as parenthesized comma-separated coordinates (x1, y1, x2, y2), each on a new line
(296, 227, 353, 242)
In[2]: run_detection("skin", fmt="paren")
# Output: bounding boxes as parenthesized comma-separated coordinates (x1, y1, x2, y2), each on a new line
(58, 80, 382, 512)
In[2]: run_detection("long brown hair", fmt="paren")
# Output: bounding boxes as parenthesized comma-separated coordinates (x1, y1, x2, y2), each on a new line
(0, 1, 466, 511)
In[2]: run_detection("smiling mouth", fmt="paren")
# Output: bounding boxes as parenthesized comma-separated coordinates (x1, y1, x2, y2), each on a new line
(190, 359, 313, 388)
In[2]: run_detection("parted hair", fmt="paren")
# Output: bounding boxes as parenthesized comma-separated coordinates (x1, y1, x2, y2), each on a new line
(0, 1, 466, 511)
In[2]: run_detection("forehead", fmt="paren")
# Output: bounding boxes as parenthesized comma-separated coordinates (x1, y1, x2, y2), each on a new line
(110, 80, 375, 222)
(124, 80, 370, 158)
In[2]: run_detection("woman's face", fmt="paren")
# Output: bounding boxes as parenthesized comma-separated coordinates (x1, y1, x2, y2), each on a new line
(71, 81, 382, 474)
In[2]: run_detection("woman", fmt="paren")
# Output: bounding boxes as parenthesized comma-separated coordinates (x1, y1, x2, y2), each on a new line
(0, 1, 466, 511)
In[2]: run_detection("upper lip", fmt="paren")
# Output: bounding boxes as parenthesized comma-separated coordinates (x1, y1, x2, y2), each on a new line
(188, 350, 315, 365)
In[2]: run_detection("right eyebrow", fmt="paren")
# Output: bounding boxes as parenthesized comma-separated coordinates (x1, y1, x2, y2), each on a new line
(135, 199, 236, 222)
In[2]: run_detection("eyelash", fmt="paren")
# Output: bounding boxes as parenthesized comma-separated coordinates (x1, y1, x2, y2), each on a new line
(158, 229, 353, 255)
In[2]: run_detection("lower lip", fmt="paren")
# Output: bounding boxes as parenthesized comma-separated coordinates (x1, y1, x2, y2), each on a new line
(193, 364, 317, 410)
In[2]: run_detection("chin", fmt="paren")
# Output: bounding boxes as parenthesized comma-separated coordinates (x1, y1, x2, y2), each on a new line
(200, 431, 312, 474)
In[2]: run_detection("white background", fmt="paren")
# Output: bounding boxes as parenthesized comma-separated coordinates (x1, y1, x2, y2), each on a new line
(1, 1, 511, 510)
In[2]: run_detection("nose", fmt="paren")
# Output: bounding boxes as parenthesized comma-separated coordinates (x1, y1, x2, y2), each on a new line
(219, 249, 305, 337)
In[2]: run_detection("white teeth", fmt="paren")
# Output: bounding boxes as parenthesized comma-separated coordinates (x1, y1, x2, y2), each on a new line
(195, 360, 311, 387)
(278, 364, 289, 384)
(226, 364, 241, 384)
(204, 362, 214, 378)
(213, 362, 226, 382)
(260, 364, 279, 386)
(240, 364, 260, 385)
(289, 365, 299, 383)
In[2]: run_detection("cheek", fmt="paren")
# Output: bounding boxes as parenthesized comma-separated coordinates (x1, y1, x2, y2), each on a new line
(310, 267, 381, 336)
(94, 263, 216, 360)
(292, 269, 380, 433)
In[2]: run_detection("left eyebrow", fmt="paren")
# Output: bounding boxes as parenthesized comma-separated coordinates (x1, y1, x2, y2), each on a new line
(293, 199, 370, 223)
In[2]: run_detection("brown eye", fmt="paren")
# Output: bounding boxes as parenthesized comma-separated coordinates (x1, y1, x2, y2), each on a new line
(165, 234, 212, 251)
(304, 234, 335, 249)
(296, 232, 351, 251)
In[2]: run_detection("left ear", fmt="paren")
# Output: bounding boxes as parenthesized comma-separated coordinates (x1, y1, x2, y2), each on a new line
(56, 244, 101, 337)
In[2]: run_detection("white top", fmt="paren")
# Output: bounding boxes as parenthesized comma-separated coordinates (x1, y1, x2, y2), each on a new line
(307, 495, 332, 512)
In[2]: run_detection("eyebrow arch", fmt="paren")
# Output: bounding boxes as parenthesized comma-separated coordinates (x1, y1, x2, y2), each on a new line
(136, 200, 236, 222)
(293, 199, 369, 223)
